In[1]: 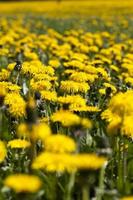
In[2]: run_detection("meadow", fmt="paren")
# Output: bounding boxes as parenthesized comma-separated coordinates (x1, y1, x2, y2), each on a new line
(0, 1, 133, 200)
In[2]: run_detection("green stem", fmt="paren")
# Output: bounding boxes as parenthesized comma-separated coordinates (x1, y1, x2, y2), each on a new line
(97, 165, 106, 200)
(123, 137, 127, 193)
(117, 136, 123, 193)
(82, 184, 89, 200)
(65, 172, 75, 200)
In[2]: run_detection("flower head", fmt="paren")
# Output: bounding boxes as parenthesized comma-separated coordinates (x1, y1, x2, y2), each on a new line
(4, 174, 42, 193)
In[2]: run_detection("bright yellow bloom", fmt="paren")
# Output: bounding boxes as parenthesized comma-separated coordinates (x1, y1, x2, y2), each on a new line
(32, 152, 75, 172)
(7, 139, 31, 149)
(60, 80, 90, 93)
(0, 86, 6, 97)
(44, 134, 76, 153)
(4, 93, 26, 117)
(81, 118, 92, 129)
(58, 95, 86, 107)
(41, 91, 57, 102)
(17, 123, 29, 138)
(32, 152, 106, 172)
(7, 62, 16, 71)
(0, 82, 20, 93)
(32, 123, 51, 142)
(51, 110, 81, 127)
(0, 141, 7, 163)
(101, 90, 133, 136)
(70, 72, 98, 83)
(30, 79, 52, 91)
(73, 154, 107, 170)
(0, 69, 10, 81)
(49, 59, 60, 68)
(122, 197, 133, 200)
(121, 116, 133, 137)
(4, 174, 42, 193)
(102, 91, 133, 117)
(69, 105, 100, 112)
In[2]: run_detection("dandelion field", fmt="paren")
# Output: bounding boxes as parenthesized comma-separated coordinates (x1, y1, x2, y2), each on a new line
(0, 1, 133, 200)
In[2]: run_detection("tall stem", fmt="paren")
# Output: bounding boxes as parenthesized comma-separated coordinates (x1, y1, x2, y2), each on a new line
(97, 164, 106, 200)
(117, 136, 124, 193)
(66, 172, 75, 200)
(82, 184, 89, 200)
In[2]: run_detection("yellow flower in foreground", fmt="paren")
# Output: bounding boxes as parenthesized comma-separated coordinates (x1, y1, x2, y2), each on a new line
(101, 90, 133, 136)
(122, 197, 133, 200)
(81, 118, 92, 129)
(7, 139, 31, 149)
(0, 141, 7, 163)
(121, 116, 133, 137)
(74, 154, 107, 170)
(4, 174, 42, 193)
(32, 123, 51, 142)
(32, 152, 74, 172)
(107, 91, 133, 117)
(32, 152, 106, 172)
(44, 134, 76, 153)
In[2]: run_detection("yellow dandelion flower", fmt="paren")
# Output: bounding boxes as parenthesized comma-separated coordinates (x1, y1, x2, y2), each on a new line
(96, 67, 109, 79)
(73, 154, 107, 170)
(0, 141, 7, 163)
(7, 62, 16, 71)
(0, 69, 10, 81)
(24, 50, 38, 60)
(121, 116, 133, 137)
(31, 123, 51, 142)
(58, 95, 86, 107)
(64, 60, 85, 70)
(49, 59, 60, 68)
(51, 110, 81, 127)
(0, 82, 20, 93)
(0, 86, 6, 98)
(60, 80, 90, 93)
(17, 123, 29, 138)
(30, 79, 52, 91)
(69, 105, 101, 112)
(103, 82, 117, 93)
(70, 72, 98, 83)
(107, 116, 122, 134)
(32, 152, 75, 172)
(71, 53, 88, 62)
(125, 77, 133, 86)
(4, 174, 42, 193)
(101, 90, 133, 135)
(7, 83, 21, 93)
(110, 65, 119, 72)
(41, 91, 57, 102)
(107, 91, 133, 117)
(4, 93, 26, 117)
(32, 153, 106, 172)
(7, 139, 31, 149)
(81, 118, 92, 129)
(44, 134, 76, 153)
(122, 197, 133, 200)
